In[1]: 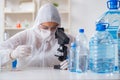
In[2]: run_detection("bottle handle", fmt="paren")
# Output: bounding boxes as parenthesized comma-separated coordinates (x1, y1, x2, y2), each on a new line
(118, 1, 120, 8)
(107, 1, 110, 9)
(103, 23, 109, 29)
(96, 22, 109, 29)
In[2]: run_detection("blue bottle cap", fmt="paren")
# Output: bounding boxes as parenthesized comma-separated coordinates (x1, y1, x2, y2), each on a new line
(96, 23, 106, 31)
(107, 0, 119, 9)
(12, 59, 17, 69)
(79, 29, 84, 33)
(71, 42, 76, 47)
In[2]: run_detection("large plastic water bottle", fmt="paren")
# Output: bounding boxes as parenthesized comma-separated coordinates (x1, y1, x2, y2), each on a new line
(75, 29, 88, 73)
(117, 27, 120, 72)
(89, 23, 115, 73)
(68, 42, 76, 72)
(96, 0, 120, 68)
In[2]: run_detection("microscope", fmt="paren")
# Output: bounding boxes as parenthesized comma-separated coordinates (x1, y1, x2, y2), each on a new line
(54, 28, 70, 69)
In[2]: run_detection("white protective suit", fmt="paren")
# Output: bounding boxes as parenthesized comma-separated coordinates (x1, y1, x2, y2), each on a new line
(0, 3, 74, 69)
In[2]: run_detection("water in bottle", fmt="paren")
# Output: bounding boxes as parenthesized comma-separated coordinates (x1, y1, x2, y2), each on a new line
(117, 27, 120, 72)
(96, 0, 120, 68)
(68, 42, 76, 72)
(89, 23, 115, 73)
(75, 29, 88, 73)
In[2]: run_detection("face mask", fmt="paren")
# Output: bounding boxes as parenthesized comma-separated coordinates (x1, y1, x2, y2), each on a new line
(40, 29, 54, 40)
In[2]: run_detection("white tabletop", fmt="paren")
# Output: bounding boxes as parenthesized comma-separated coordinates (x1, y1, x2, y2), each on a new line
(0, 67, 120, 80)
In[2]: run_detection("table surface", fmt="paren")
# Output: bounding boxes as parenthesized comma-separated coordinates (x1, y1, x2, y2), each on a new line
(0, 67, 120, 80)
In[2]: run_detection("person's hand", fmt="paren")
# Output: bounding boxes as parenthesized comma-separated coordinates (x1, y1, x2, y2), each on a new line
(60, 59, 68, 70)
(11, 45, 32, 59)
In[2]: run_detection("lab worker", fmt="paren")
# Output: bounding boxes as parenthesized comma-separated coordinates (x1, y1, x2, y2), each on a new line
(0, 3, 74, 70)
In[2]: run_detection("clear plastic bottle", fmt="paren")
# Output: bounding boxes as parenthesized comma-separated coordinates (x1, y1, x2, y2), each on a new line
(89, 23, 115, 73)
(4, 31, 9, 41)
(75, 29, 88, 73)
(96, 0, 120, 68)
(117, 27, 120, 72)
(0, 56, 1, 72)
(68, 42, 76, 72)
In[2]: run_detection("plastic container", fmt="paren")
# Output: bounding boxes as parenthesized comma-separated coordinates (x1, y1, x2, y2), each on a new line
(89, 23, 115, 73)
(68, 42, 76, 72)
(4, 31, 9, 41)
(96, 0, 120, 68)
(0, 56, 1, 72)
(117, 27, 120, 72)
(75, 29, 88, 73)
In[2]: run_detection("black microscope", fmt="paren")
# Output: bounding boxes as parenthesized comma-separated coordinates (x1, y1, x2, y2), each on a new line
(54, 28, 70, 69)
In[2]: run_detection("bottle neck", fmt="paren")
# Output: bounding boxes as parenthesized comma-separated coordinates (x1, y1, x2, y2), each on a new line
(79, 33, 86, 37)
(109, 5, 119, 9)
(109, 8, 118, 10)
(79, 32, 84, 34)
(96, 30, 106, 33)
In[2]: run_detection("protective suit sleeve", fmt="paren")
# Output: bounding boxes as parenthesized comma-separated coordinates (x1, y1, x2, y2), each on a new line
(0, 30, 27, 67)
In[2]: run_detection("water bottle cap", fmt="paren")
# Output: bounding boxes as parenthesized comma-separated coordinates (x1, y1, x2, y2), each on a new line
(71, 42, 76, 47)
(12, 60, 17, 69)
(79, 29, 84, 33)
(109, 0, 119, 2)
(96, 23, 106, 31)
(107, 0, 119, 9)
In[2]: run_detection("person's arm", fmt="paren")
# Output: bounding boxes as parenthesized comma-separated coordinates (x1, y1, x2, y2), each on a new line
(0, 30, 27, 67)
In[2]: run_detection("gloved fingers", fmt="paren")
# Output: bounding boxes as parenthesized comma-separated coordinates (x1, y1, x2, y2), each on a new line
(19, 54, 26, 58)
(17, 45, 31, 50)
(19, 51, 31, 56)
(14, 45, 32, 58)
(20, 45, 32, 54)
(11, 46, 29, 59)
(21, 45, 31, 50)
(60, 61, 68, 70)
(18, 52, 30, 58)
(60, 59, 68, 66)
(23, 48, 31, 54)
(60, 59, 68, 70)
